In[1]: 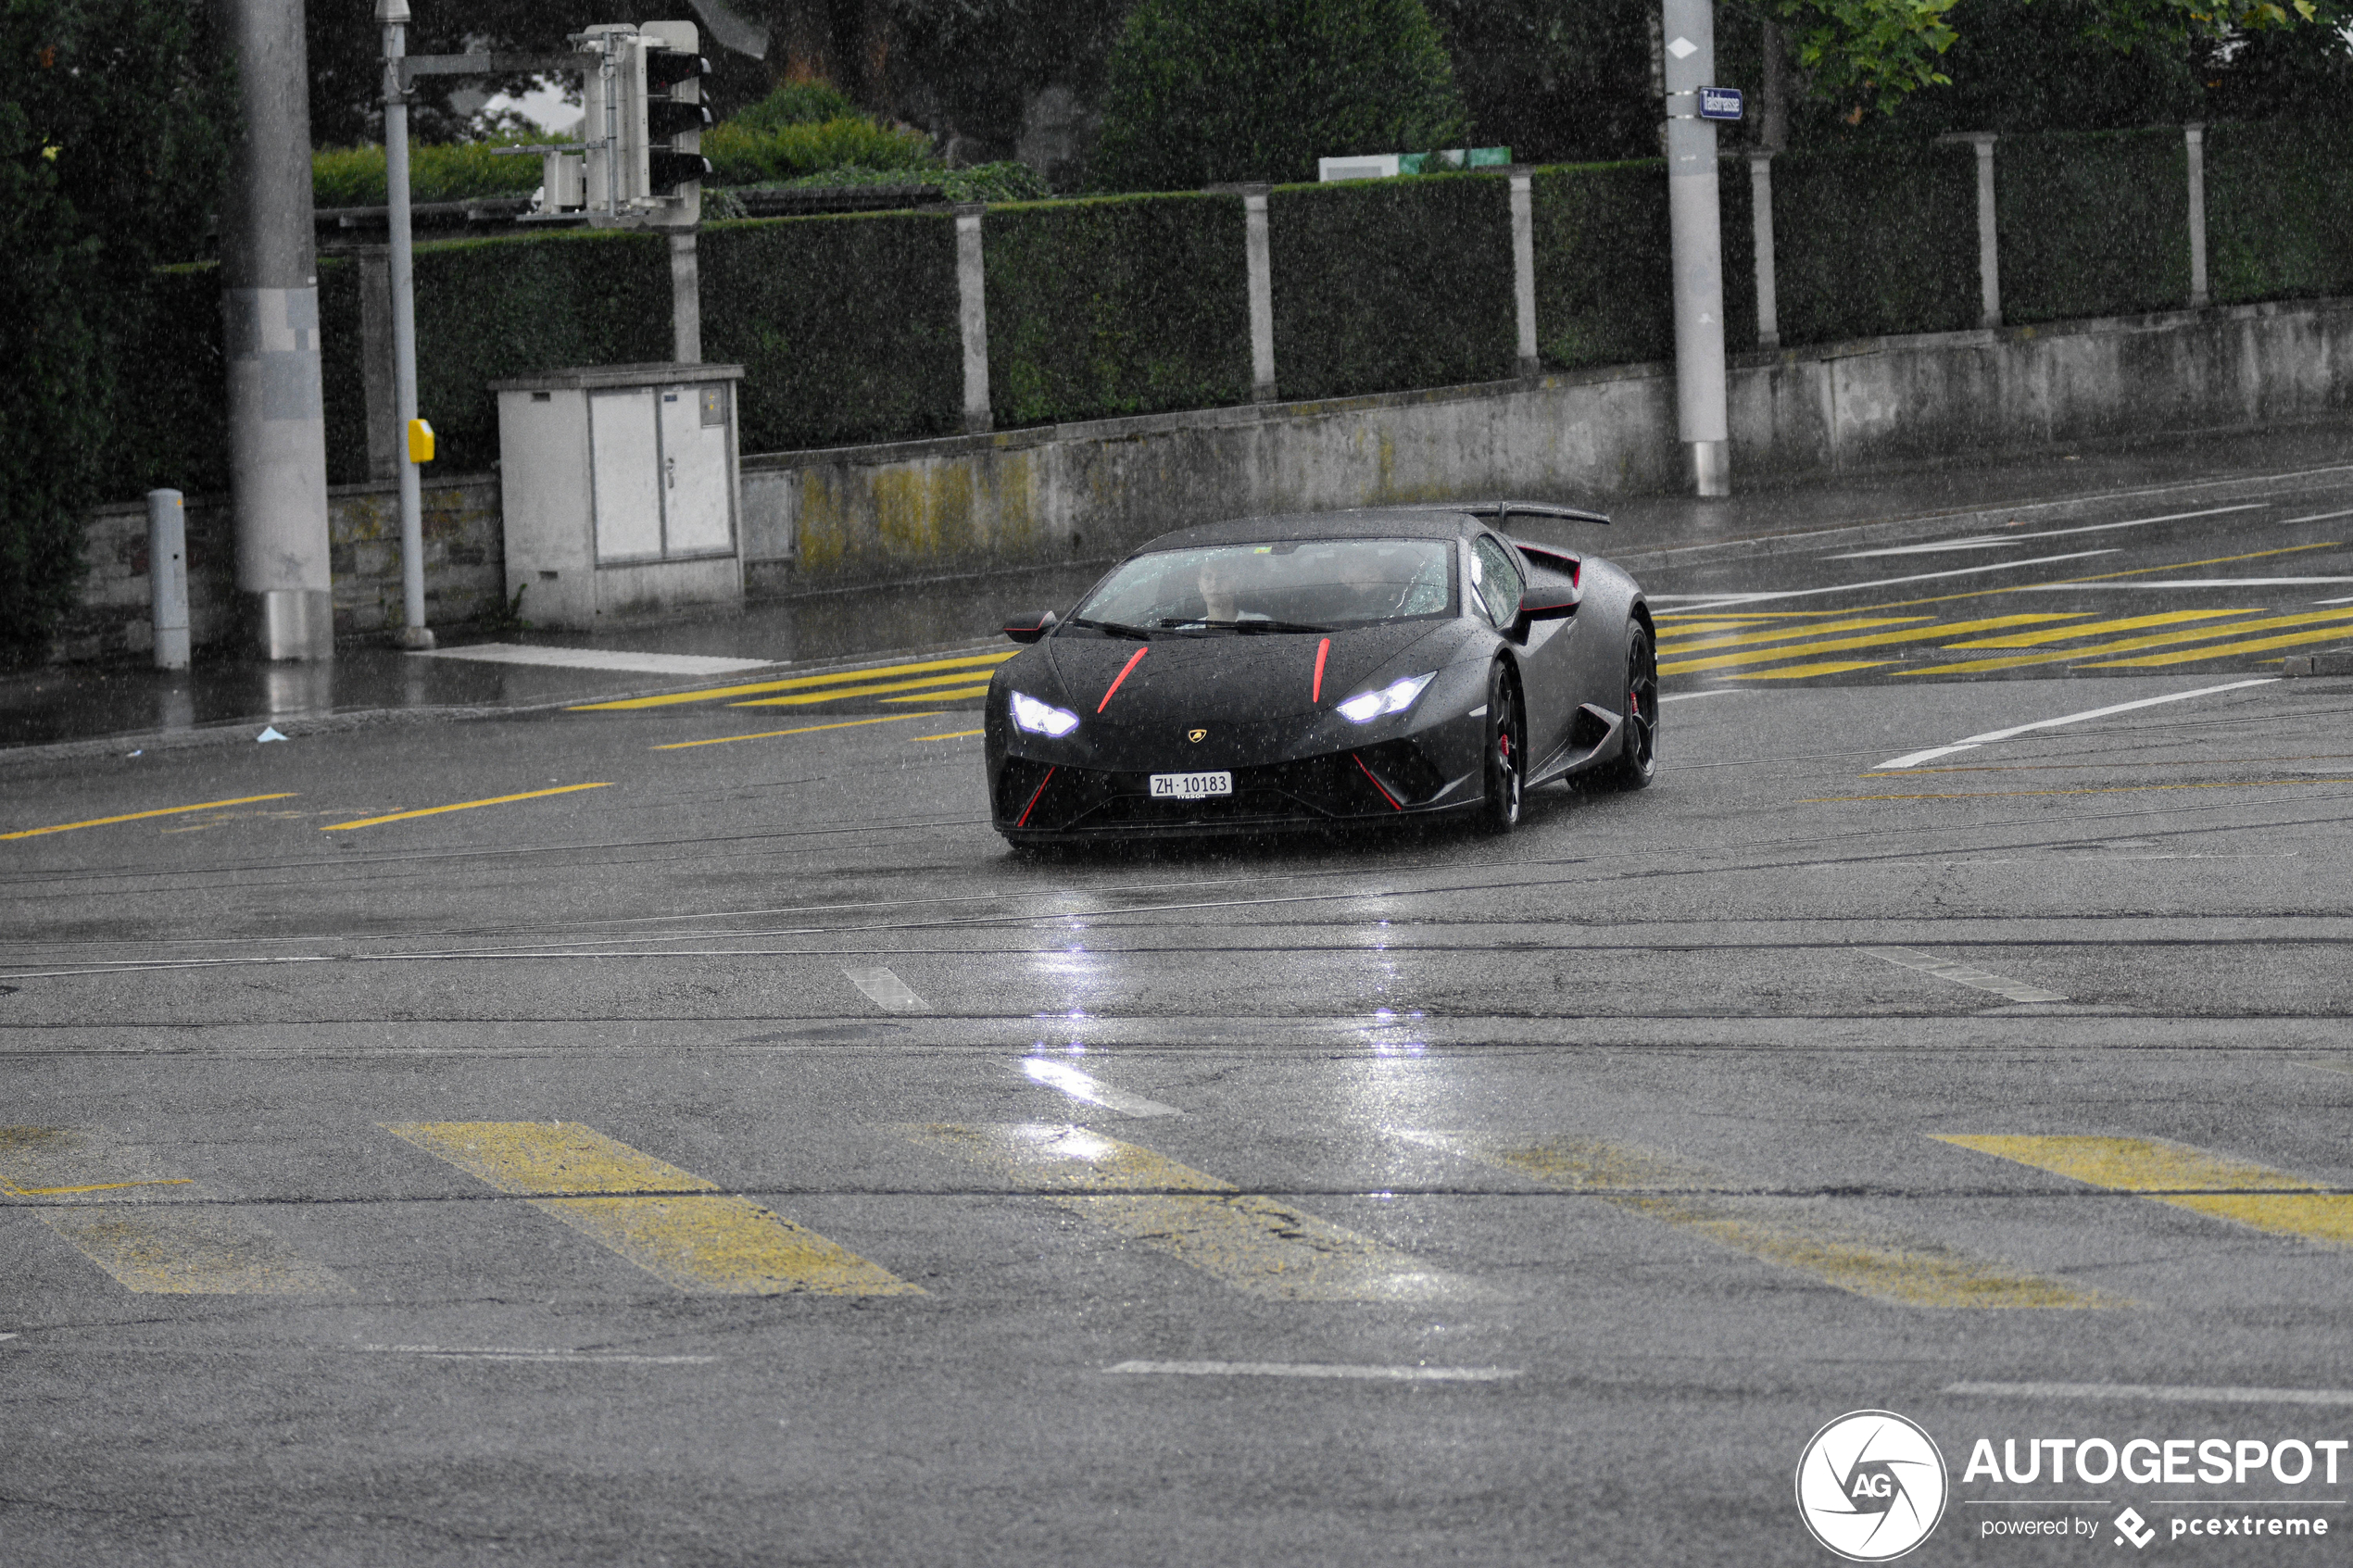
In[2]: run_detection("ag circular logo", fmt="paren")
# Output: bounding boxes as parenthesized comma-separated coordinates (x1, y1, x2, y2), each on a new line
(1795, 1410, 1948, 1562)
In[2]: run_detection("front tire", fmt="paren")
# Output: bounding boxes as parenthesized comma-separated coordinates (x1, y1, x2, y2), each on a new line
(1604, 621, 1658, 790)
(1481, 661, 1524, 833)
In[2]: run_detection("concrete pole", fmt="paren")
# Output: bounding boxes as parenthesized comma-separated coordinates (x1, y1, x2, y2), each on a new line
(1509, 170, 1539, 377)
(1242, 186, 1277, 401)
(380, 0, 433, 650)
(953, 204, 991, 434)
(214, 0, 334, 660)
(1748, 152, 1779, 350)
(670, 232, 702, 362)
(1661, 0, 1730, 495)
(2185, 123, 2209, 308)
(146, 490, 191, 671)
(1971, 134, 2002, 329)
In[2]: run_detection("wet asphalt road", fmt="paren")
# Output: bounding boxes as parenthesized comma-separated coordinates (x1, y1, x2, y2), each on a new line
(6, 468, 2353, 1566)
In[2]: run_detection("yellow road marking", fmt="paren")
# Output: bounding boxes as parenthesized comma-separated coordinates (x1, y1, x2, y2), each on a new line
(321, 783, 611, 831)
(1938, 608, 2263, 648)
(653, 712, 941, 750)
(1656, 617, 1931, 653)
(1725, 660, 1893, 680)
(384, 1122, 918, 1296)
(1655, 610, 1869, 620)
(2, 794, 299, 841)
(1, 1126, 348, 1295)
(1843, 541, 2344, 618)
(732, 671, 999, 708)
(1405, 1132, 2110, 1308)
(2086, 623, 2353, 668)
(916, 729, 986, 741)
(572, 651, 1016, 710)
(1936, 1135, 2353, 1248)
(1660, 615, 2087, 676)
(908, 1123, 1481, 1301)
(1804, 778, 2334, 802)
(882, 684, 991, 703)
(1904, 606, 2353, 675)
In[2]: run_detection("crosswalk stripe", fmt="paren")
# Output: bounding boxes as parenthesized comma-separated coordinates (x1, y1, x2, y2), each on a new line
(1725, 660, 1892, 680)
(1904, 606, 2353, 675)
(907, 1123, 1483, 1301)
(1403, 1131, 2110, 1308)
(1, 1126, 348, 1295)
(2084, 624, 2353, 668)
(1659, 614, 2086, 676)
(383, 1122, 920, 1297)
(1935, 608, 2260, 648)
(732, 671, 998, 708)
(1934, 1135, 2353, 1248)
(570, 651, 1016, 711)
(1656, 617, 1931, 654)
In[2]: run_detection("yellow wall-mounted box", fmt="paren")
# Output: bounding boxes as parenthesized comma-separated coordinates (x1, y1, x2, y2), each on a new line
(407, 418, 435, 464)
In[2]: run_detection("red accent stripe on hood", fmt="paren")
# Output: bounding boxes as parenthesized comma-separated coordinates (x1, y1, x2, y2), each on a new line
(1313, 637, 1330, 702)
(1098, 646, 1149, 712)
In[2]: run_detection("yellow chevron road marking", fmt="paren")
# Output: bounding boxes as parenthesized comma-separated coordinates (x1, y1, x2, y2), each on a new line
(384, 1122, 919, 1297)
(1905, 606, 2353, 675)
(908, 1123, 1483, 1302)
(652, 713, 941, 750)
(1405, 1131, 2110, 1309)
(882, 685, 991, 703)
(733, 671, 998, 708)
(572, 652, 1016, 710)
(1660, 615, 2088, 676)
(1725, 660, 1893, 680)
(3, 794, 298, 841)
(1936, 608, 2262, 648)
(322, 783, 610, 831)
(1656, 617, 1930, 654)
(1, 1126, 348, 1295)
(1935, 1135, 2353, 1248)
(2086, 623, 2353, 668)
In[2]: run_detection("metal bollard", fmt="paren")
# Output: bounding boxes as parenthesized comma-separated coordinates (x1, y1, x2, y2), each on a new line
(146, 489, 191, 671)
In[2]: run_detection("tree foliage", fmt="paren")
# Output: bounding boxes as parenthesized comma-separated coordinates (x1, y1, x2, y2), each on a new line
(1092, 0, 1470, 190)
(2, 0, 232, 663)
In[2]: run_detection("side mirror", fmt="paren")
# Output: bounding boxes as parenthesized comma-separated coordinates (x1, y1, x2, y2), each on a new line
(1003, 610, 1059, 645)
(1511, 593, 1577, 640)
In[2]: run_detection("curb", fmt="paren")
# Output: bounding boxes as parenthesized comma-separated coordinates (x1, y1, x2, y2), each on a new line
(2281, 649, 2353, 678)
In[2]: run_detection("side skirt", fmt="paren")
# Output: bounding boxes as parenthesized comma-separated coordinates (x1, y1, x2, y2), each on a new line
(1526, 703, 1623, 787)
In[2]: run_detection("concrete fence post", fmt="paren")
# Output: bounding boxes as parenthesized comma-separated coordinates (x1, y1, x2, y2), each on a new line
(670, 231, 701, 363)
(1748, 151, 1779, 350)
(357, 245, 399, 482)
(1970, 133, 2001, 329)
(1508, 169, 1539, 376)
(953, 203, 992, 434)
(1242, 185, 1277, 401)
(147, 489, 192, 671)
(2185, 122, 2209, 308)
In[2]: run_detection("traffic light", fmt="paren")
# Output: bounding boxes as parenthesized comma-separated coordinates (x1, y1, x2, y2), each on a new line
(573, 21, 708, 226)
(641, 27, 711, 203)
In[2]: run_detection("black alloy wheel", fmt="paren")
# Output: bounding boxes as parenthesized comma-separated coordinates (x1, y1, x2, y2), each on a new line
(1606, 621, 1658, 790)
(1481, 660, 1524, 833)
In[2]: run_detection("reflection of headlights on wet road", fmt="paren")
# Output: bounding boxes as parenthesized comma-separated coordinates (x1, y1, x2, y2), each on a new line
(1011, 690, 1081, 737)
(1338, 672, 1436, 723)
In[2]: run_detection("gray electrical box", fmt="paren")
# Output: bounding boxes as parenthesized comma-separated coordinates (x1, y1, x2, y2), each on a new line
(492, 362, 745, 629)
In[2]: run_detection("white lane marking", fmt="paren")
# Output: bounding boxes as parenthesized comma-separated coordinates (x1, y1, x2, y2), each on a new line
(1827, 504, 2270, 558)
(1656, 550, 2123, 610)
(844, 966, 929, 1012)
(1864, 946, 2068, 1003)
(1875, 678, 2278, 769)
(2315, 595, 2353, 606)
(1107, 1360, 1518, 1383)
(1947, 1380, 2353, 1409)
(1659, 690, 1744, 703)
(0, 1333, 17, 1343)
(357, 1344, 716, 1364)
(1022, 1058, 1182, 1118)
(414, 644, 780, 676)
(2018, 578, 2353, 590)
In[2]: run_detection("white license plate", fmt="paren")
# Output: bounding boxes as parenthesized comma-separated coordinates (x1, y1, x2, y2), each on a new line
(1150, 771, 1233, 799)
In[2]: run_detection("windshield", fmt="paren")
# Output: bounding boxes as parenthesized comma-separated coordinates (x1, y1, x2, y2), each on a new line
(1070, 538, 1454, 633)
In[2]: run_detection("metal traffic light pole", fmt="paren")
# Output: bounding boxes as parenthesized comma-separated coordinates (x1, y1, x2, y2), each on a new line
(1662, 0, 1732, 496)
(377, 0, 433, 649)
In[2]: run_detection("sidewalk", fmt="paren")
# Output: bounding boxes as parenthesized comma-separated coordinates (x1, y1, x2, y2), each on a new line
(6, 421, 2347, 761)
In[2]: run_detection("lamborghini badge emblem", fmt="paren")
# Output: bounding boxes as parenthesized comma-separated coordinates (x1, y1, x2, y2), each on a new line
(1188, 728, 1208, 743)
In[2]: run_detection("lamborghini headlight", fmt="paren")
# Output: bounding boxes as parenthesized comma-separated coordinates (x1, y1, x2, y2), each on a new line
(1010, 689, 1081, 737)
(1337, 671, 1436, 723)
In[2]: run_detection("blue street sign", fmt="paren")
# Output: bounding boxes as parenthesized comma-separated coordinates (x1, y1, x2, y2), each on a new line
(1699, 86, 1744, 121)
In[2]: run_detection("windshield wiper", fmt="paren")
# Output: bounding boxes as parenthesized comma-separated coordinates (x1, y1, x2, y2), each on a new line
(1176, 618, 1333, 635)
(1064, 616, 1153, 640)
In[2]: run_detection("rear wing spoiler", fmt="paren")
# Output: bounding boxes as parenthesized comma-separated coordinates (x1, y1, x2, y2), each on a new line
(1447, 501, 1611, 528)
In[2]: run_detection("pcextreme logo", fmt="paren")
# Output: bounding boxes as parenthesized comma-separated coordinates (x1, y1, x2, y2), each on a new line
(1796, 1411, 1950, 1562)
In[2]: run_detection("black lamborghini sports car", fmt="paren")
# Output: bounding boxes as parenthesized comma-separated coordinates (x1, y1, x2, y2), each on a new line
(983, 502, 1656, 844)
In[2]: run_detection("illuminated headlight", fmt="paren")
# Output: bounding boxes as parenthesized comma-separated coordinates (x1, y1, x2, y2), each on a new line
(1010, 689, 1081, 737)
(1337, 671, 1436, 724)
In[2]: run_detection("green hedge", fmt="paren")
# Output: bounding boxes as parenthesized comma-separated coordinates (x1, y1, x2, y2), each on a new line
(984, 192, 1252, 426)
(700, 212, 963, 451)
(317, 257, 370, 484)
(410, 229, 672, 472)
(1997, 129, 2188, 324)
(313, 142, 545, 207)
(1530, 160, 1670, 368)
(1771, 142, 1978, 345)
(1268, 173, 1516, 399)
(2206, 121, 2353, 307)
(109, 263, 230, 500)
(702, 118, 935, 185)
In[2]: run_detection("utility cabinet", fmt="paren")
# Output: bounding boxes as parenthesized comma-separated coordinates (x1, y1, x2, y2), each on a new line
(492, 362, 746, 630)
